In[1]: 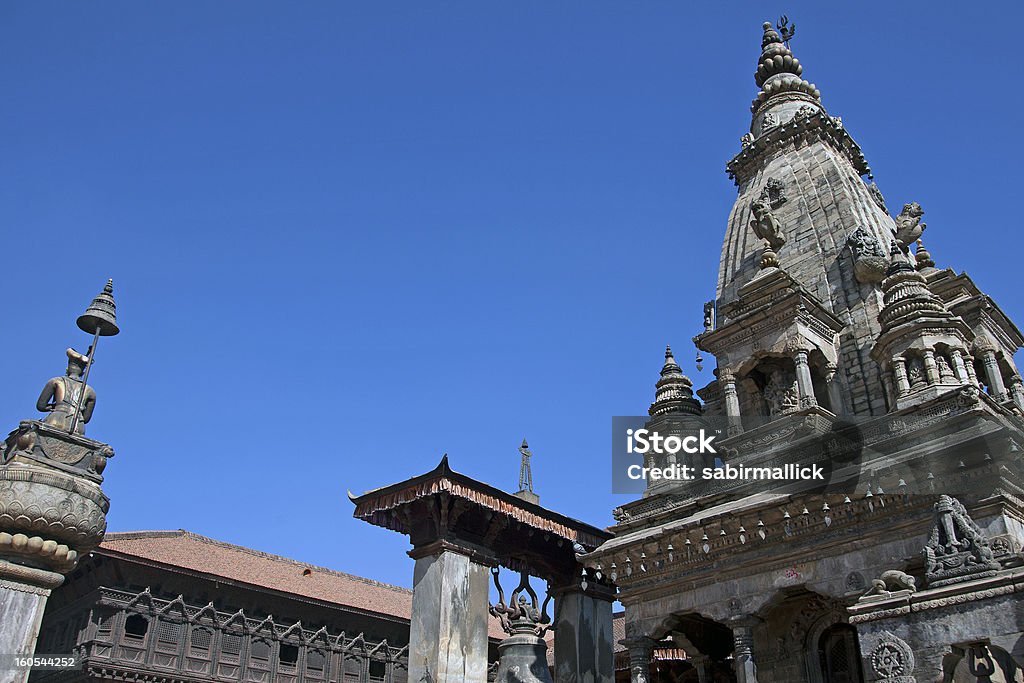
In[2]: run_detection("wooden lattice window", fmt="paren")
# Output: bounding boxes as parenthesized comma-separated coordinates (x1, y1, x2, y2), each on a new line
(189, 627, 213, 658)
(250, 638, 272, 670)
(279, 643, 299, 670)
(156, 620, 183, 652)
(220, 632, 243, 664)
(306, 649, 326, 678)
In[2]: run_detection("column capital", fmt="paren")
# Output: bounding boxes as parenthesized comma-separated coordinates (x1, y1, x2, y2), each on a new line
(408, 538, 498, 566)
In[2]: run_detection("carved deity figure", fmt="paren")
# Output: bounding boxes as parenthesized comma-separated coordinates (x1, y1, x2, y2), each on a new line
(894, 201, 926, 250)
(936, 354, 955, 382)
(36, 348, 96, 435)
(906, 357, 925, 387)
(763, 368, 799, 417)
(749, 198, 786, 250)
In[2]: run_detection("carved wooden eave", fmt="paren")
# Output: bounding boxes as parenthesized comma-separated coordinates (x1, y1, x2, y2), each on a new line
(350, 455, 611, 581)
(695, 268, 844, 371)
(726, 108, 871, 186)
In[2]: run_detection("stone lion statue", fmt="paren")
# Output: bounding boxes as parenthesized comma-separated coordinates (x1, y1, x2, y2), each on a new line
(864, 569, 917, 596)
(749, 198, 786, 250)
(894, 202, 926, 250)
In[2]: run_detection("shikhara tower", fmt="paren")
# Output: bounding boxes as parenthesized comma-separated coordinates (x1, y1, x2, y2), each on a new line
(584, 21, 1024, 683)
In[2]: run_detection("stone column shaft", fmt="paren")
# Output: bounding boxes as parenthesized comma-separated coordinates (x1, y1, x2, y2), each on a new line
(950, 349, 969, 383)
(891, 358, 910, 396)
(793, 350, 817, 408)
(721, 374, 743, 436)
(623, 636, 656, 683)
(730, 620, 759, 683)
(553, 586, 614, 683)
(923, 350, 940, 385)
(824, 365, 844, 415)
(0, 561, 65, 683)
(964, 354, 980, 387)
(1010, 376, 1024, 413)
(982, 350, 1007, 400)
(407, 548, 491, 683)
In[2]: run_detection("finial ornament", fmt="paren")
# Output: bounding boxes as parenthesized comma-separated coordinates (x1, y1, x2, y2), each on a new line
(760, 242, 780, 270)
(776, 15, 795, 47)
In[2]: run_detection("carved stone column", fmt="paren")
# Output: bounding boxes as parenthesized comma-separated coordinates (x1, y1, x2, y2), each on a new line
(407, 543, 492, 683)
(553, 582, 615, 683)
(621, 636, 656, 683)
(729, 616, 760, 683)
(964, 354, 980, 387)
(981, 350, 1007, 400)
(1009, 375, 1024, 412)
(721, 373, 743, 436)
(950, 348, 969, 383)
(793, 349, 817, 408)
(823, 363, 844, 415)
(922, 349, 939, 385)
(891, 357, 910, 397)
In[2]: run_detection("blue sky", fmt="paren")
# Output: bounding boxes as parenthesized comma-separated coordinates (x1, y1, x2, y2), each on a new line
(2, 2, 1022, 589)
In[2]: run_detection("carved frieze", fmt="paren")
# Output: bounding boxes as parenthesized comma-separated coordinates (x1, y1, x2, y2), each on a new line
(868, 631, 916, 683)
(923, 495, 1000, 588)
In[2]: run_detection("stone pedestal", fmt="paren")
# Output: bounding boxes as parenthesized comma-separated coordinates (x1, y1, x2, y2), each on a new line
(552, 585, 614, 683)
(0, 561, 65, 683)
(407, 546, 491, 683)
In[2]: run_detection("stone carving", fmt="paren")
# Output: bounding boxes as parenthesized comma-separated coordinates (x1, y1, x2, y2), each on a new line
(847, 227, 888, 284)
(703, 301, 715, 331)
(864, 570, 916, 596)
(762, 112, 778, 130)
(845, 571, 865, 592)
(795, 105, 817, 119)
(906, 357, 925, 387)
(764, 368, 799, 417)
(869, 631, 915, 682)
(935, 354, 955, 382)
(894, 202, 926, 250)
(924, 495, 1000, 587)
(740, 133, 754, 148)
(867, 182, 888, 213)
(36, 349, 96, 435)
(758, 177, 788, 209)
(749, 199, 786, 250)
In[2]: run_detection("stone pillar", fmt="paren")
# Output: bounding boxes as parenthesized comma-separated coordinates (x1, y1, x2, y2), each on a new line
(950, 348, 969, 383)
(0, 561, 65, 683)
(981, 350, 1007, 400)
(729, 617, 760, 683)
(964, 354, 980, 387)
(1010, 375, 1024, 412)
(621, 636, 656, 683)
(823, 363, 844, 415)
(407, 545, 491, 683)
(553, 584, 615, 683)
(721, 373, 743, 436)
(891, 357, 910, 397)
(793, 350, 817, 408)
(922, 349, 940, 385)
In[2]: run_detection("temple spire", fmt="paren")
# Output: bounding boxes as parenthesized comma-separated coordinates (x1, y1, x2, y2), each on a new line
(514, 439, 539, 505)
(649, 346, 701, 417)
(751, 18, 821, 115)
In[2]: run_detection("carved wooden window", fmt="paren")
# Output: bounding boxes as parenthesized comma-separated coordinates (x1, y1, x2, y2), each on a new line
(123, 614, 149, 642)
(96, 613, 115, 640)
(306, 649, 326, 678)
(369, 660, 386, 682)
(279, 642, 299, 671)
(819, 624, 864, 683)
(249, 638, 272, 671)
(156, 619, 183, 652)
(189, 627, 213, 658)
(220, 631, 243, 664)
(342, 656, 362, 683)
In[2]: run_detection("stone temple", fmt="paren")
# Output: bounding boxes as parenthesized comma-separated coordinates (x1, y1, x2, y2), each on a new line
(1, 17, 1022, 683)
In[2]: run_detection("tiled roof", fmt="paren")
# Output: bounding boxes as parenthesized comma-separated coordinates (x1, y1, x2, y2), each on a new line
(100, 530, 506, 640)
(100, 530, 412, 620)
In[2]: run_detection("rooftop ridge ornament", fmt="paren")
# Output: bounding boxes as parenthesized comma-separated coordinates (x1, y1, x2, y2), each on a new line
(515, 439, 539, 505)
(68, 279, 120, 434)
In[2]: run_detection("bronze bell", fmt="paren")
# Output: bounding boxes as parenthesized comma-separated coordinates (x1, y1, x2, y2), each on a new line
(77, 279, 120, 337)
